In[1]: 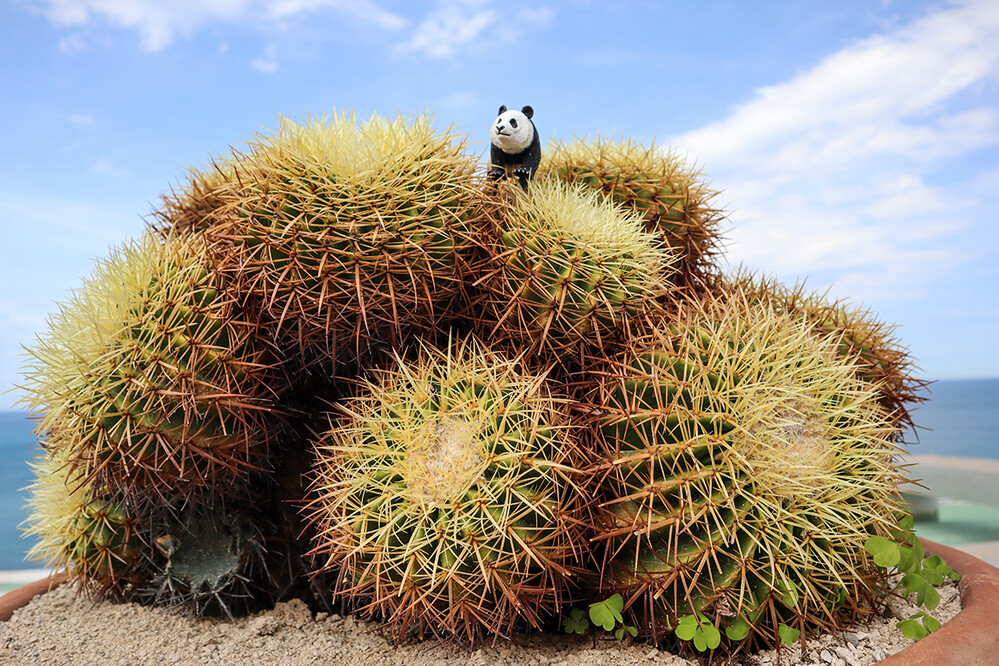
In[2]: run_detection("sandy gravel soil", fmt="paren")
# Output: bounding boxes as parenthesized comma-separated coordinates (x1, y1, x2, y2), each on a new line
(0, 581, 960, 666)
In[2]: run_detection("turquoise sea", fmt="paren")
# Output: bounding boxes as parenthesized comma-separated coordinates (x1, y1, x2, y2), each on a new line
(1, 378, 997, 570)
(0, 410, 39, 571)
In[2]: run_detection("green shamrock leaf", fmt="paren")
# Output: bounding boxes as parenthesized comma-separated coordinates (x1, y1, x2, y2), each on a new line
(897, 618, 928, 640)
(563, 607, 589, 635)
(725, 617, 751, 641)
(674, 614, 698, 641)
(778, 623, 800, 647)
(865, 536, 901, 568)
(589, 595, 624, 632)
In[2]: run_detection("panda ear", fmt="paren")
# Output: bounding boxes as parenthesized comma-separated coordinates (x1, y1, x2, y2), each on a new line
(498, 105, 507, 115)
(521, 105, 534, 119)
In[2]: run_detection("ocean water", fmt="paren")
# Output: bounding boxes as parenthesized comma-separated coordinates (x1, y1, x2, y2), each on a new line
(0, 411, 41, 571)
(904, 378, 999, 459)
(1, 379, 996, 571)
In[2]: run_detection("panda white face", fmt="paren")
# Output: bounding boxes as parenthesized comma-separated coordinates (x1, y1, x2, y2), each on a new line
(491, 109, 534, 155)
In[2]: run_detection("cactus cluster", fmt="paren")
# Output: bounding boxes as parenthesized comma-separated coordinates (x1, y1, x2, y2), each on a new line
(21, 109, 924, 655)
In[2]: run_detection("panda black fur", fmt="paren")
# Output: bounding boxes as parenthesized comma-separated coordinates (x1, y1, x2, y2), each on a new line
(488, 105, 541, 189)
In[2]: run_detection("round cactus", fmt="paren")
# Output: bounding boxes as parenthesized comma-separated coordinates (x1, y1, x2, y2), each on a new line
(722, 269, 927, 431)
(479, 178, 675, 363)
(305, 337, 587, 642)
(203, 112, 483, 361)
(581, 291, 907, 648)
(540, 136, 725, 292)
(23, 448, 141, 596)
(20, 231, 285, 500)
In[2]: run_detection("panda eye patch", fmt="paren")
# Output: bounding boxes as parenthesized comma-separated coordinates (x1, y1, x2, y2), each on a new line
(510, 118, 518, 128)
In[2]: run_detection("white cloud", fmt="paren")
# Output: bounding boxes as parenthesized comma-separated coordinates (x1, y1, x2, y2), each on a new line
(27, 0, 548, 59)
(69, 113, 94, 126)
(90, 158, 116, 174)
(671, 0, 999, 303)
(266, 0, 405, 30)
(26, 0, 407, 51)
(57, 33, 88, 53)
(396, 1, 496, 60)
(394, 1, 553, 60)
(252, 43, 279, 72)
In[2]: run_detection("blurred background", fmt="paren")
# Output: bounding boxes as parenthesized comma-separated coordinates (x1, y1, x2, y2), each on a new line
(2, 0, 997, 590)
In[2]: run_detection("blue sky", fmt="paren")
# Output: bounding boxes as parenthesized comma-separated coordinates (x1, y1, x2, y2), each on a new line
(2, 0, 998, 409)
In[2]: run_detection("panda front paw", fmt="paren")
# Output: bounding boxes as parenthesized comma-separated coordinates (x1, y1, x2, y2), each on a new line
(487, 165, 505, 180)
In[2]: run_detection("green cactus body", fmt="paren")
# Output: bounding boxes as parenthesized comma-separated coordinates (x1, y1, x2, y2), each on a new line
(724, 270, 927, 431)
(23, 449, 140, 594)
(20, 231, 283, 500)
(306, 338, 586, 642)
(25, 449, 276, 616)
(204, 112, 481, 359)
(584, 293, 906, 648)
(540, 137, 725, 291)
(482, 178, 674, 362)
(142, 505, 269, 619)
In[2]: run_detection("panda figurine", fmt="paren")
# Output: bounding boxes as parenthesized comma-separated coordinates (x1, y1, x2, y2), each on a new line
(488, 105, 541, 190)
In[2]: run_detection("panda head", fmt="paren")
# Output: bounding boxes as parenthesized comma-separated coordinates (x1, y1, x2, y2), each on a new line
(490, 105, 535, 155)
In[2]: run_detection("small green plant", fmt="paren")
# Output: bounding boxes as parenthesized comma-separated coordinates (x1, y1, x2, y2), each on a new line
(864, 513, 961, 640)
(675, 611, 721, 652)
(897, 611, 942, 640)
(561, 594, 638, 641)
(778, 623, 801, 646)
(562, 608, 589, 635)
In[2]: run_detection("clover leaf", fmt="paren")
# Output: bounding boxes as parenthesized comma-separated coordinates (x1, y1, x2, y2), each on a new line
(562, 608, 589, 635)
(865, 536, 901, 568)
(589, 594, 625, 632)
(725, 617, 751, 641)
(675, 612, 721, 652)
(778, 623, 800, 647)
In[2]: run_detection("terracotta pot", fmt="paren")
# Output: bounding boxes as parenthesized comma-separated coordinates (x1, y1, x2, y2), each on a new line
(0, 572, 67, 622)
(2, 541, 997, 664)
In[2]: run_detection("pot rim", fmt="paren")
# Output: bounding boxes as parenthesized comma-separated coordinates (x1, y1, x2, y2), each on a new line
(0, 571, 68, 622)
